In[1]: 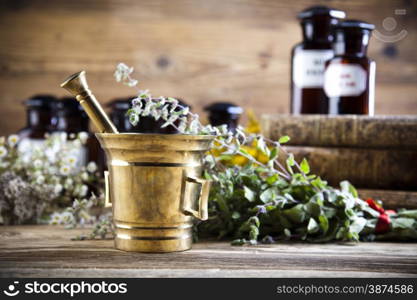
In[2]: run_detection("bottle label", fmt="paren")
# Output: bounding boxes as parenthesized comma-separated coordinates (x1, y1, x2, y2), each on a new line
(324, 64, 367, 97)
(293, 50, 333, 88)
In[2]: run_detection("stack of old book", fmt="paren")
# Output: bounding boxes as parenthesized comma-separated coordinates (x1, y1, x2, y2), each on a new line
(261, 115, 417, 209)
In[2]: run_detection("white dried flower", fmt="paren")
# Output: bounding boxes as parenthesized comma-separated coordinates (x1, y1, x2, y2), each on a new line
(36, 175, 45, 185)
(142, 100, 154, 116)
(75, 184, 88, 197)
(0, 146, 7, 158)
(71, 139, 82, 148)
(33, 159, 43, 169)
(65, 155, 78, 167)
(129, 113, 139, 126)
(114, 63, 138, 87)
(60, 165, 71, 176)
(7, 135, 19, 147)
(81, 172, 89, 181)
(86, 162, 97, 173)
(54, 184, 63, 194)
(131, 97, 142, 107)
(58, 132, 68, 143)
(78, 132, 89, 144)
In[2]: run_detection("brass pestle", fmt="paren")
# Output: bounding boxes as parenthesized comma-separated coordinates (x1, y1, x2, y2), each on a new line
(60, 71, 118, 134)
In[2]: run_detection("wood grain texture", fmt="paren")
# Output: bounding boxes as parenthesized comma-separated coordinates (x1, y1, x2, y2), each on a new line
(282, 146, 417, 190)
(262, 114, 417, 149)
(358, 189, 417, 209)
(0, 225, 417, 278)
(0, 0, 417, 135)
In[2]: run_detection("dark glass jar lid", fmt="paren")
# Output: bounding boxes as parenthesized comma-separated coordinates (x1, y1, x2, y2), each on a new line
(107, 97, 133, 111)
(298, 5, 345, 20)
(25, 94, 56, 109)
(204, 102, 243, 115)
(335, 19, 375, 31)
(56, 97, 85, 115)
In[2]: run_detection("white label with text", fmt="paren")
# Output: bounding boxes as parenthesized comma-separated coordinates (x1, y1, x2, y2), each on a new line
(293, 50, 333, 88)
(324, 64, 367, 97)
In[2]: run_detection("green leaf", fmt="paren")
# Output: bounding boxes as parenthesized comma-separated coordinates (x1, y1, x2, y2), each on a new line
(284, 228, 291, 237)
(243, 186, 255, 202)
(219, 155, 233, 161)
(283, 204, 306, 223)
(231, 211, 241, 219)
(269, 147, 278, 160)
(286, 154, 295, 166)
(239, 148, 250, 156)
(311, 177, 328, 190)
(340, 180, 358, 198)
(318, 215, 329, 233)
(278, 136, 290, 144)
(300, 158, 310, 174)
(397, 209, 417, 219)
(349, 217, 367, 234)
(391, 217, 415, 229)
(249, 216, 260, 227)
(266, 174, 279, 185)
(260, 187, 275, 203)
(249, 224, 259, 240)
(307, 218, 319, 233)
(286, 154, 295, 174)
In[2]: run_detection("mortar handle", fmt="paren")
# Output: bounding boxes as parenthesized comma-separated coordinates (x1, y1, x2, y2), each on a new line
(183, 176, 211, 221)
(104, 171, 112, 208)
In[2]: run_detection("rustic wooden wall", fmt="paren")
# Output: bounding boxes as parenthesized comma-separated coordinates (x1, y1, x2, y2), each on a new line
(0, 0, 416, 135)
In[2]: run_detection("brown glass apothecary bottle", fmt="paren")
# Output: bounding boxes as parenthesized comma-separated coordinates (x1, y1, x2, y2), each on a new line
(52, 97, 103, 168)
(291, 6, 345, 114)
(17, 95, 56, 151)
(204, 102, 243, 133)
(324, 20, 375, 115)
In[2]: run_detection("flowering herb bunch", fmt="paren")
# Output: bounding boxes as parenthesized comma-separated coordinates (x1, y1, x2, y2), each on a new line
(113, 63, 417, 244)
(0, 133, 102, 225)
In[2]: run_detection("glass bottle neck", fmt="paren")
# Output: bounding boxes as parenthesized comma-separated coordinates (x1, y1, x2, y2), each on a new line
(53, 113, 89, 133)
(27, 109, 52, 129)
(301, 16, 337, 45)
(333, 31, 370, 57)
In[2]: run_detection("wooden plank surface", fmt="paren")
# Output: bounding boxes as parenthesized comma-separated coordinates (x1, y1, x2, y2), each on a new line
(0, 0, 417, 135)
(0, 226, 416, 278)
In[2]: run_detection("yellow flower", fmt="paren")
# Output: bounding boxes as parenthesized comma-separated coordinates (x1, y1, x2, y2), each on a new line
(245, 109, 261, 134)
(230, 146, 258, 166)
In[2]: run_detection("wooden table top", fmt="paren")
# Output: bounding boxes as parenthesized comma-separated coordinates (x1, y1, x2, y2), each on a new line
(0, 225, 416, 278)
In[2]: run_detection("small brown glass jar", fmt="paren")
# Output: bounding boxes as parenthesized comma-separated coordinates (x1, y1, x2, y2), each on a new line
(204, 102, 243, 132)
(107, 98, 136, 132)
(17, 95, 56, 151)
(52, 97, 99, 167)
(324, 20, 375, 115)
(52, 97, 89, 134)
(291, 6, 345, 114)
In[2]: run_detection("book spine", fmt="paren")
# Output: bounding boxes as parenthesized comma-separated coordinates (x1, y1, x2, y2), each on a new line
(262, 115, 417, 149)
(283, 146, 417, 190)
